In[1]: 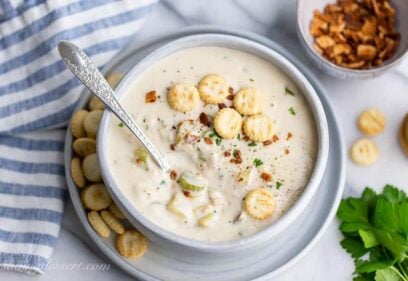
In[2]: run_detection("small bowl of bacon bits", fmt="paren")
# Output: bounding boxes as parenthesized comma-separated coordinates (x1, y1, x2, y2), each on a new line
(297, 0, 408, 79)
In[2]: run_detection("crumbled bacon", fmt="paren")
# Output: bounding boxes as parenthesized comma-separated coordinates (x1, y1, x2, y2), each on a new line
(233, 149, 241, 158)
(272, 134, 280, 142)
(230, 149, 242, 164)
(183, 191, 193, 198)
(204, 137, 213, 145)
(310, 0, 400, 70)
(286, 132, 293, 141)
(170, 144, 176, 151)
(263, 140, 272, 146)
(145, 90, 157, 103)
(199, 112, 211, 126)
(284, 148, 290, 155)
(224, 151, 231, 157)
(170, 170, 177, 180)
(230, 158, 242, 164)
(260, 172, 272, 182)
(218, 103, 227, 110)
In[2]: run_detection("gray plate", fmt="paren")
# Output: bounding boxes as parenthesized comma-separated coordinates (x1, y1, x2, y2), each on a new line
(64, 25, 346, 281)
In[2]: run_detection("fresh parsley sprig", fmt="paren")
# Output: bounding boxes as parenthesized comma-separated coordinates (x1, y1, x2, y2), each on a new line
(337, 185, 408, 281)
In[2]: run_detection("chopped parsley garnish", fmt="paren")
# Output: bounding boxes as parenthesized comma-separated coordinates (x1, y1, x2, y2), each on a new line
(249, 78, 254, 82)
(248, 142, 257, 147)
(118, 122, 124, 127)
(288, 107, 296, 115)
(237, 133, 241, 140)
(233, 149, 239, 158)
(253, 158, 263, 167)
(208, 131, 222, 145)
(160, 180, 166, 185)
(285, 87, 296, 96)
(276, 181, 282, 189)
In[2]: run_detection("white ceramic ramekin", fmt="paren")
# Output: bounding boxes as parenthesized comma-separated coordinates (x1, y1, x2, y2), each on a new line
(98, 34, 329, 259)
(296, 0, 408, 79)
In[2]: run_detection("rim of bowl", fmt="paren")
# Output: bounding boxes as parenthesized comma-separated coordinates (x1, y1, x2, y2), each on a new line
(296, 0, 408, 76)
(98, 33, 330, 252)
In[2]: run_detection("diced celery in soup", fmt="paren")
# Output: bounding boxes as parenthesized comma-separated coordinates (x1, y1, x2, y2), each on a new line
(106, 46, 317, 242)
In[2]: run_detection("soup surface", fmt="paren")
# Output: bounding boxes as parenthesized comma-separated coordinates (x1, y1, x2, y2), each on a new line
(106, 46, 317, 242)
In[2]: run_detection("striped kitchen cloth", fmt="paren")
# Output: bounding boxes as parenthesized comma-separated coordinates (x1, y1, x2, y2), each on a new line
(0, 0, 156, 274)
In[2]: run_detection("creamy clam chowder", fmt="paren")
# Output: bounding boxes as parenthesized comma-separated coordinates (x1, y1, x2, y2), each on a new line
(106, 46, 317, 242)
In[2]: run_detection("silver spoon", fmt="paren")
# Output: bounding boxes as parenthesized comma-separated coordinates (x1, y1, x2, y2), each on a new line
(58, 41, 170, 172)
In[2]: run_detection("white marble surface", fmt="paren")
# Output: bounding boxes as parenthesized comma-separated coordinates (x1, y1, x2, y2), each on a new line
(2, 0, 408, 280)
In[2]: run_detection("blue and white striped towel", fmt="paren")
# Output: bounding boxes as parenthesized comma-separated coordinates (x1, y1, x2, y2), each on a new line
(0, 0, 156, 274)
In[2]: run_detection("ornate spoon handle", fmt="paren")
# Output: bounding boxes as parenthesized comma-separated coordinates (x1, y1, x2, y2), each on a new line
(58, 41, 170, 172)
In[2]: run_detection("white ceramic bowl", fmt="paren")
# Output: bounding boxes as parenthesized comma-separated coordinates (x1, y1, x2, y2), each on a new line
(297, 0, 408, 79)
(98, 34, 329, 259)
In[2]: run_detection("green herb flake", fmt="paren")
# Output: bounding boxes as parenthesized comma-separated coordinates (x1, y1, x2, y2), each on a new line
(233, 149, 239, 158)
(285, 87, 296, 96)
(160, 180, 166, 185)
(237, 133, 241, 140)
(249, 78, 254, 82)
(337, 185, 408, 281)
(288, 107, 296, 115)
(207, 131, 222, 145)
(253, 158, 263, 167)
(248, 142, 257, 147)
(118, 122, 124, 127)
(276, 181, 282, 190)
